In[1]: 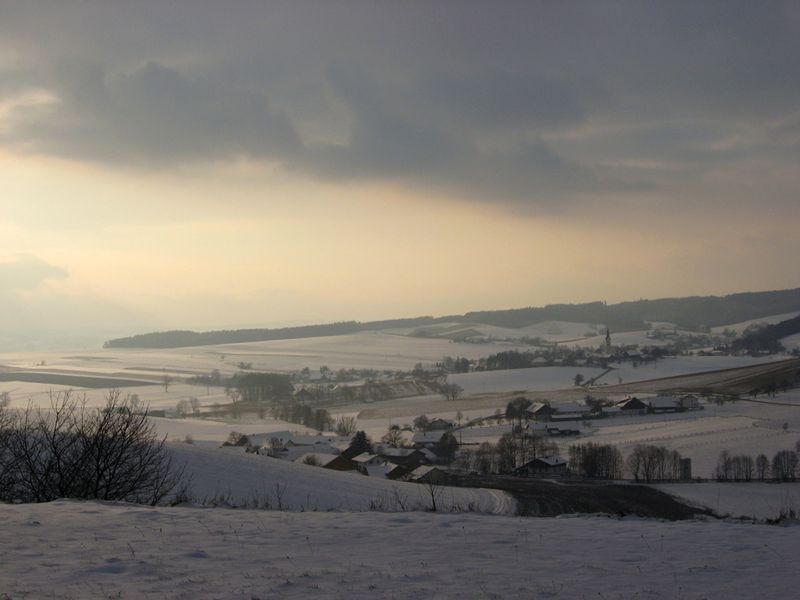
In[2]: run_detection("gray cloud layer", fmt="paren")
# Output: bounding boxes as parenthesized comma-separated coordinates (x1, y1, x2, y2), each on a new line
(1, 1, 798, 210)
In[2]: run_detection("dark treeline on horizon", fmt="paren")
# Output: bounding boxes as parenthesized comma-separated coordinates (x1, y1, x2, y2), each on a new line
(104, 287, 800, 349)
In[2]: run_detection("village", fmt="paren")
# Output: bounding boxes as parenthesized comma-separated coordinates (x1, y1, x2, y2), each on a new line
(217, 389, 705, 486)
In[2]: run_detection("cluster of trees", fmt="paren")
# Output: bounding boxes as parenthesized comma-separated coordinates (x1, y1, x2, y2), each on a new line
(295, 366, 401, 383)
(0, 391, 183, 504)
(472, 347, 616, 372)
(175, 397, 201, 418)
(626, 445, 685, 483)
(436, 356, 471, 374)
(748, 377, 798, 399)
(568, 443, 624, 479)
(732, 314, 800, 355)
(271, 400, 332, 432)
(454, 432, 558, 474)
(715, 446, 800, 481)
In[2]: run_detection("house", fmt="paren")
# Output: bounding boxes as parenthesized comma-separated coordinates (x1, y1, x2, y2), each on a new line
(550, 402, 591, 421)
(293, 453, 355, 472)
(513, 455, 568, 477)
(377, 447, 428, 468)
(406, 465, 448, 484)
(411, 431, 446, 448)
(600, 406, 622, 417)
(679, 394, 701, 410)
(546, 421, 582, 436)
(525, 422, 550, 435)
(528, 402, 555, 421)
(352, 452, 383, 475)
(615, 397, 648, 414)
(428, 418, 455, 431)
(263, 444, 340, 462)
(355, 460, 408, 479)
(648, 396, 681, 413)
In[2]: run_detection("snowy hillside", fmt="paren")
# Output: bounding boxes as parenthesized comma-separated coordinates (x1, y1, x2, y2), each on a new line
(170, 443, 513, 514)
(2, 501, 797, 599)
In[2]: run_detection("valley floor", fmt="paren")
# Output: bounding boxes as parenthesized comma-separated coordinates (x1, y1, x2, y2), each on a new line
(1, 501, 798, 599)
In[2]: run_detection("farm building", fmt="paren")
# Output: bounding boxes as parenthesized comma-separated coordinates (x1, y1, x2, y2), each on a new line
(514, 455, 568, 477)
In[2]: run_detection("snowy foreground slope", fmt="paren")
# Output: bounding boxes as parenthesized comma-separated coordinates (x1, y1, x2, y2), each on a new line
(170, 443, 514, 514)
(2, 501, 798, 600)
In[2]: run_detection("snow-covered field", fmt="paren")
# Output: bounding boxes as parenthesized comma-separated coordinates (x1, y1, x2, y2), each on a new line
(2, 501, 797, 599)
(782, 332, 800, 352)
(448, 366, 606, 394)
(0, 331, 530, 377)
(658, 482, 800, 521)
(608, 354, 790, 384)
(566, 392, 800, 478)
(445, 355, 789, 395)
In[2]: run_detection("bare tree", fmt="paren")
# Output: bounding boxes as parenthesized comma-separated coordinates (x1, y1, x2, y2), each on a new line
(334, 415, 357, 437)
(440, 383, 463, 402)
(0, 390, 184, 505)
(381, 426, 404, 447)
(176, 399, 191, 418)
(224, 386, 241, 419)
(755, 454, 769, 480)
(772, 450, 798, 481)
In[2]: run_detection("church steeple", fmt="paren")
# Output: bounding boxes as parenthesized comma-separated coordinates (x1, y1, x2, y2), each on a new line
(605, 328, 611, 352)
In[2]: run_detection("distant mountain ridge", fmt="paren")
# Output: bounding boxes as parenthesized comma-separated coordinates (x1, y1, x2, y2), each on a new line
(104, 287, 800, 349)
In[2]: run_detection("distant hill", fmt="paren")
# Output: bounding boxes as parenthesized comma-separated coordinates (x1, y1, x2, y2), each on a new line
(105, 287, 800, 349)
(732, 314, 800, 355)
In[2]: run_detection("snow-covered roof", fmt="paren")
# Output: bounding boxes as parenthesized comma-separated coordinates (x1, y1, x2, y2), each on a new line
(553, 402, 589, 414)
(378, 447, 421, 458)
(352, 452, 381, 464)
(411, 432, 445, 444)
(293, 453, 340, 467)
(419, 448, 438, 462)
(649, 396, 680, 408)
(407, 465, 444, 481)
(532, 455, 567, 467)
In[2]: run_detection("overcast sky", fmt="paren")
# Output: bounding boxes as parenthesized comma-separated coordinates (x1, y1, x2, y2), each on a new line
(1, 1, 799, 346)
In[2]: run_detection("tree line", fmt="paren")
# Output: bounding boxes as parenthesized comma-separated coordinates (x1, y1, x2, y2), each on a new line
(104, 288, 800, 348)
(715, 445, 800, 482)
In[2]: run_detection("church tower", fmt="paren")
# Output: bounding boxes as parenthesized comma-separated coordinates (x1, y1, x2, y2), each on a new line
(605, 328, 612, 352)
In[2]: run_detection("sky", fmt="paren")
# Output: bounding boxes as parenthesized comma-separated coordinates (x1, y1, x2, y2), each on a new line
(1, 1, 799, 348)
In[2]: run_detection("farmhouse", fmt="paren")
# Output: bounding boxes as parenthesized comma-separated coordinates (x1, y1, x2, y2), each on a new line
(514, 455, 568, 477)
(406, 465, 448, 484)
(428, 418, 455, 431)
(679, 394, 701, 410)
(411, 431, 446, 447)
(546, 421, 582, 436)
(615, 397, 648, 414)
(550, 402, 591, 421)
(377, 447, 428, 469)
(293, 453, 355, 472)
(528, 402, 555, 421)
(648, 396, 681, 413)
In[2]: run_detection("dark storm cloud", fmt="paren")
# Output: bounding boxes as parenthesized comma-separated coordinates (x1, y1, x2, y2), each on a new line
(0, 1, 798, 208)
